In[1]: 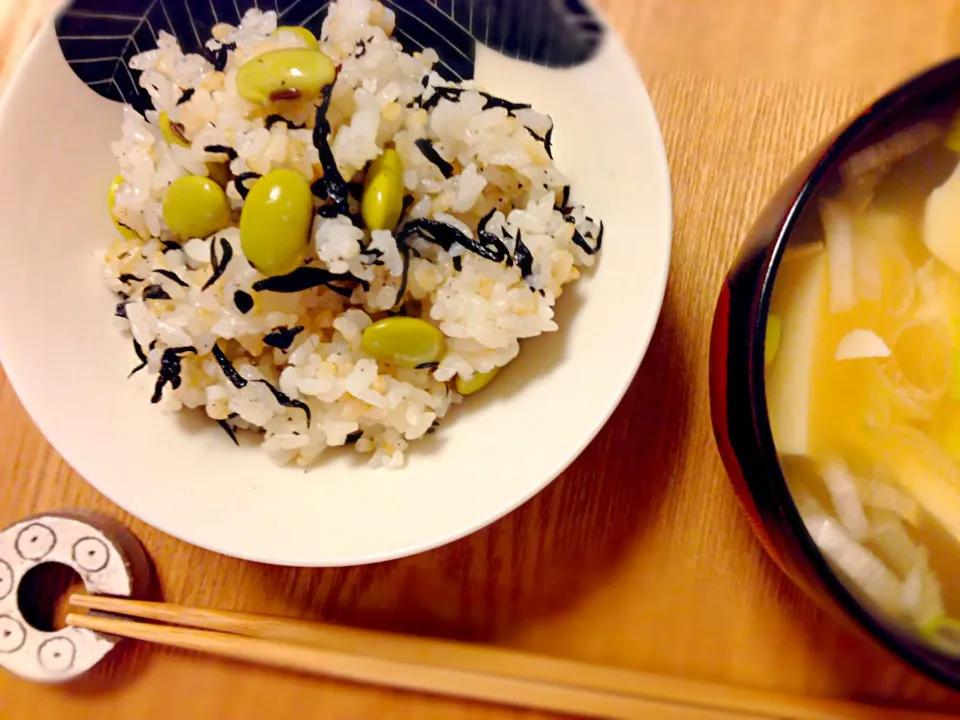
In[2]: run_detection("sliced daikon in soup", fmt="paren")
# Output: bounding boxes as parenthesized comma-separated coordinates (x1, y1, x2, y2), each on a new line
(924, 158, 960, 274)
(767, 246, 828, 456)
(766, 121, 960, 638)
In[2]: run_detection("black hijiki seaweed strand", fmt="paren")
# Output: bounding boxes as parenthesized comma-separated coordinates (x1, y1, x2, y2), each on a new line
(393, 242, 411, 308)
(311, 82, 350, 215)
(176, 88, 195, 106)
(217, 419, 240, 446)
(263, 326, 304, 351)
(203, 237, 234, 291)
(399, 218, 509, 264)
(414, 139, 453, 179)
(416, 362, 439, 371)
(525, 125, 555, 159)
(204, 144, 239, 161)
(252, 266, 369, 296)
(265, 114, 306, 130)
(347, 181, 364, 201)
(564, 215, 603, 256)
(255, 379, 311, 425)
(513, 228, 536, 289)
(345, 430, 363, 444)
(160, 240, 182, 253)
(555, 185, 570, 210)
(478, 208, 513, 267)
(399, 195, 415, 224)
(142, 284, 171, 300)
(234, 290, 254, 314)
(128, 338, 148, 378)
(154, 269, 189, 288)
(119, 273, 143, 285)
(212, 343, 248, 389)
(115, 301, 129, 319)
(234, 173, 261, 200)
(570, 227, 599, 255)
(419, 87, 532, 116)
(210, 42, 236, 72)
(151, 346, 197, 404)
(316, 205, 343, 219)
(117, 221, 138, 236)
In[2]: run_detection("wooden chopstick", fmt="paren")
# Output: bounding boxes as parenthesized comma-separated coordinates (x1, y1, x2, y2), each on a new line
(67, 595, 953, 720)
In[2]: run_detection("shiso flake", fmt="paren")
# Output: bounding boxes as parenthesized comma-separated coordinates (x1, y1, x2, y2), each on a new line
(263, 326, 304, 351)
(168, 120, 189, 145)
(212, 343, 248, 389)
(151, 346, 197, 403)
(270, 88, 302, 102)
(414, 139, 453, 179)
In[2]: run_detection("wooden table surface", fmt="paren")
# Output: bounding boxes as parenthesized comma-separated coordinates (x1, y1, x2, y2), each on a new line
(3, 0, 960, 718)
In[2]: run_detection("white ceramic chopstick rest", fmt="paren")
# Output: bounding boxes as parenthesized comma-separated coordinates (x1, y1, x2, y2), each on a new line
(0, 511, 150, 683)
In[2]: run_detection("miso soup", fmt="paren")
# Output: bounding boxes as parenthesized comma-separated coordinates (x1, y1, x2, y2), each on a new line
(767, 119, 960, 652)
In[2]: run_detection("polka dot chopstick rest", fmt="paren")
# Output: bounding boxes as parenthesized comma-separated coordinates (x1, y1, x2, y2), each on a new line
(0, 511, 150, 683)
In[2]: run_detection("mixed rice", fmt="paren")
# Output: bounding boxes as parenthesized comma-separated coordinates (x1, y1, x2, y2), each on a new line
(104, 0, 602, 468)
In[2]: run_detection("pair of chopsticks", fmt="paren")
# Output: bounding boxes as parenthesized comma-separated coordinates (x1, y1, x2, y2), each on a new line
(68, 595, 952, 720)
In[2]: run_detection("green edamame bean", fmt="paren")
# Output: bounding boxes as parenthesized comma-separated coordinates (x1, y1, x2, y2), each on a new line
(274, 26, 319, 50)
(239, 169, 313, 276)
(235, 48, 336, 105)
(455, 367, 500, 395)
(361, 149, 405, 231)
(162, 175, 231, 239)
(159, 110, 190, 148)
(361, 317, 446, 368)
(108, 175, 139, 240)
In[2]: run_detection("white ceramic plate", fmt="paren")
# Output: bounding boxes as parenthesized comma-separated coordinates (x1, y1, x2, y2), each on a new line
(0, 16, 670, 566)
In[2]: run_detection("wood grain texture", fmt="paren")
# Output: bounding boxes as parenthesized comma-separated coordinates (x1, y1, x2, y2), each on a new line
(2, 1, 960, 718)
